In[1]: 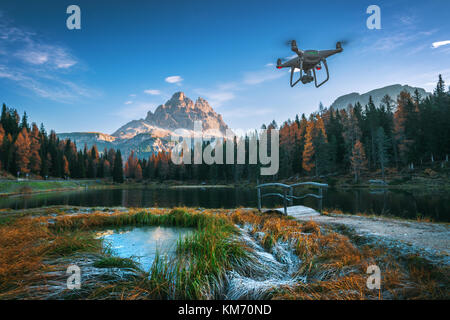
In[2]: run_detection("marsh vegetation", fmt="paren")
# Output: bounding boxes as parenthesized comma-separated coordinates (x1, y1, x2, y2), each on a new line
(0, 206, 448, 300)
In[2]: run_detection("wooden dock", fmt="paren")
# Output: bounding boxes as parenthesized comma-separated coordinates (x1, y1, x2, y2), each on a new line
(262, 205, 320, 218)
(256, 181, 328, 215)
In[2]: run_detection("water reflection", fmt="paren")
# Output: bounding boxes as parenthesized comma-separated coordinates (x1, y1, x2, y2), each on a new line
(97, 226, 193, 272)
(0, 187, 448, 222)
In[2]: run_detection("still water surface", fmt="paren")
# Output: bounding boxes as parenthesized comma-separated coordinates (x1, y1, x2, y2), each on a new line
(97, 226, 193, 271)
(1, 187, 448, 222)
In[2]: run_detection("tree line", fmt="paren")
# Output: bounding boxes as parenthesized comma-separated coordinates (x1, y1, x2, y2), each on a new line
(0, 107, 125, 183)
(122, 75, 450, 183)
(2, 75, 449, 183)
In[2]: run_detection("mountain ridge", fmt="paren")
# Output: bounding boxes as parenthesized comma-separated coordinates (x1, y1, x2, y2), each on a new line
(58, 92, 229, 159)
(57, 84, 431, 159)
(330, 84, 431, 110)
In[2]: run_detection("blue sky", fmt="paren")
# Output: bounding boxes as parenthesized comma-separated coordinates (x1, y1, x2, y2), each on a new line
(0, 0, 449, 134)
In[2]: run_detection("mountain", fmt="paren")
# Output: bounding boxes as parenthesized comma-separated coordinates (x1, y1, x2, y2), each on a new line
(112, 92, 228, 139)
(330, 84, 430, 110)
(57, 92, 229, 159)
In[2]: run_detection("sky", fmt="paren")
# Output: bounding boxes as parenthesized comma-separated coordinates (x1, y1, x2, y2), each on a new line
(0, 0, 449, 134)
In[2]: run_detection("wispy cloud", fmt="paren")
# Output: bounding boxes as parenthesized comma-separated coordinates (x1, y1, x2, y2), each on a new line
(144, 89, 161, 95)
(242, 69, 284, 85)
(124, 101, 133, 105)
(165, 75, 183, 84)
(0, 14, 94, 102)
(432, 40, 450, 48)
(14, 45, 77, 69)
(194, 63, 286, 109)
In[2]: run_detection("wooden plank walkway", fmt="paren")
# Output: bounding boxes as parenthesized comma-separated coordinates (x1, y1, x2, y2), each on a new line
(262, 205, 320, 218)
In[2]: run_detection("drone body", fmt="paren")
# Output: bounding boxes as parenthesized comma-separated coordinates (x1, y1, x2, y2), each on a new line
(277, 40, 343, 88)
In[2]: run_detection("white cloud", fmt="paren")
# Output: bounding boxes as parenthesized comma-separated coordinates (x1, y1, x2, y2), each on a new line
(144, 89, 161, 95)
(432, 40, 450, 48)
(14, 43, 77, 69)
(165, 75, 183, 84)
(129, 94, 136, 97)
(124, 101, 133, 105)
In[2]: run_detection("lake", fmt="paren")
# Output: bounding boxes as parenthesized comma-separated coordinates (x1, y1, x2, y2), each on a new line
(1, 186, 448, 222)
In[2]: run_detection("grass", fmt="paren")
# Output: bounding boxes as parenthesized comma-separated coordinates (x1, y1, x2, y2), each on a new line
(322, 208, 446, 224)
(0, 180, 101, 196)
(93, 257, 140, 269)
(0, 207, 251, 300)
(0, 206, 448, 300)
(229, 209, 449, 300)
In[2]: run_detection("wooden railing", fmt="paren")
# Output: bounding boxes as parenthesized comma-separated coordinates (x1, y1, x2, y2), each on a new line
(256, 182, 328, 215)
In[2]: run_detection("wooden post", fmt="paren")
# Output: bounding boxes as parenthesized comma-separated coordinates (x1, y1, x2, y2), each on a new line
(289, 187, 293, 206)
(257, 187, 261, 211)
(318, 187, 323, 214)
(283, 188, 287, 215)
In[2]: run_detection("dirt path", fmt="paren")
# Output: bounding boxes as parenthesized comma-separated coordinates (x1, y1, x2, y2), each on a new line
(293, 213, 449, 259)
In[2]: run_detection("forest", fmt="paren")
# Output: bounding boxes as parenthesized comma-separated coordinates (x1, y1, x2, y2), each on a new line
(1, 75, 449, 184)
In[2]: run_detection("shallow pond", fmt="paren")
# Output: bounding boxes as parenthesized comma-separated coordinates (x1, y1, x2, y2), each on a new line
(97, 226, 193, 271)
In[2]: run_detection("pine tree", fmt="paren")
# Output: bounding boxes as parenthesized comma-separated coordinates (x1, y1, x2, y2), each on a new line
(375, 127, 390, 180)
(113, 150, 124, 183)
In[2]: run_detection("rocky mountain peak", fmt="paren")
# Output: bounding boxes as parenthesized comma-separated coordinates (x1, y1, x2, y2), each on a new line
(171, 91, 186, 101)
(113, 92, 228, 139)
(194, 96, 214, 113)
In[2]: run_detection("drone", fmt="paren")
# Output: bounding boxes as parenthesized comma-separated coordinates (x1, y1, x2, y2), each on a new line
(276, 40, 344, 88)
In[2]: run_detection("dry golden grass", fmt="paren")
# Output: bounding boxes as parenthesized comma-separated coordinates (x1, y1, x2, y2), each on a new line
(229, 209, 449, 300)
(0, 207, 448, 300)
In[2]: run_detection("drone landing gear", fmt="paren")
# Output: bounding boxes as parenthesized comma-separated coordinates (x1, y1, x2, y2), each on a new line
(313, 59, 329, 88)
(289, 59, 303, 87)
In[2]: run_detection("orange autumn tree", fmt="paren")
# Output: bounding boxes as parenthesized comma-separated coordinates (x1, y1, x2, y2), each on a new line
(351, 139, 367, 183)
(302, 114, 328, 176)
(29, 124, 41, 174)
(302, 120, 315, 173)
(135, 163, 143, 180)
(14, 127, 31, 175)
(62, 155, 70, 177)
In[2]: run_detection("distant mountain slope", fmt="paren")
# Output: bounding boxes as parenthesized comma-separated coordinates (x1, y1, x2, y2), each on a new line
(57, 92, 228, 158)
(330, 84, 431, 110)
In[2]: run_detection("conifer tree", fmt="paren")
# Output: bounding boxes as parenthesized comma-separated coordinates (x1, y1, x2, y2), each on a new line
(113, 150, 124, 183)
